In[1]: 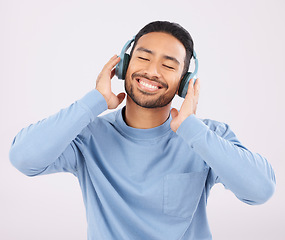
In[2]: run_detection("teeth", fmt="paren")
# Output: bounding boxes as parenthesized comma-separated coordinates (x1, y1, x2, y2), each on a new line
(140, 80, 158, 89)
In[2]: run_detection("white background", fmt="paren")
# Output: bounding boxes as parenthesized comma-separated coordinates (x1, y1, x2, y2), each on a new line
(1, 0, 284, 239)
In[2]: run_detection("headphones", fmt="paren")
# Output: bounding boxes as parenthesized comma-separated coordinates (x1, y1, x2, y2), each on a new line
(115, 36, 198, 98)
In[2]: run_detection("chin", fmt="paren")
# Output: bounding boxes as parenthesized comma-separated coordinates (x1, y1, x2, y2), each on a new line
(126, 86, 174, 109)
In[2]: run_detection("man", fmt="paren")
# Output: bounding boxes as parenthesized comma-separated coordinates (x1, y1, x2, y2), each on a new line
(10, 21, 276, 240)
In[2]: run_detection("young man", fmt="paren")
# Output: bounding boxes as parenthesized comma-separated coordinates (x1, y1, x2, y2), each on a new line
(10, 21, 275, 240)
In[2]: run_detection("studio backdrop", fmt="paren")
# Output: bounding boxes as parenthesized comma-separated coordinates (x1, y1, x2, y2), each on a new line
(1, 0, 284, 239)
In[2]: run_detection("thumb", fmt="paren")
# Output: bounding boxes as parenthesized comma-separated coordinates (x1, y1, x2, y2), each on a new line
(117, 92, 126, 105)
(171, 108, 179, 119)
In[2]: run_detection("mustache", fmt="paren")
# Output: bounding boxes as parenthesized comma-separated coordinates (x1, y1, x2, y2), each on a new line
(131, 73, 168, 89)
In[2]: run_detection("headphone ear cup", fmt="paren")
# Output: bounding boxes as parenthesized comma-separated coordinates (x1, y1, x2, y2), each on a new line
(121, 53, 130, 80)
(178, 72, 191, 98)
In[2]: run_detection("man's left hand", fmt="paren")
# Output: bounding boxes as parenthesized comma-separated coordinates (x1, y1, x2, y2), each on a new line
(170, 78, 200, 132)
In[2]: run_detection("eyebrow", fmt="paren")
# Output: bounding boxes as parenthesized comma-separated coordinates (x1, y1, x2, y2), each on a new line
(136, 47, 180, 65)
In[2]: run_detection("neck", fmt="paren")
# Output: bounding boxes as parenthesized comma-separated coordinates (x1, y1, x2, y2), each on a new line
(124, 95, 171, 129)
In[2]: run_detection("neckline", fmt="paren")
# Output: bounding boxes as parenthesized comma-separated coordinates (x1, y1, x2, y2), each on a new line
(115, 107, 172, 142)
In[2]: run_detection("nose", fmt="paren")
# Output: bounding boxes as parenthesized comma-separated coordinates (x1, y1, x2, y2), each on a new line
(144, 61, 161, 78)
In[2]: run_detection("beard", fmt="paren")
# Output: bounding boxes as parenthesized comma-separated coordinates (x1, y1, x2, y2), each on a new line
(125, 73, 178, 109)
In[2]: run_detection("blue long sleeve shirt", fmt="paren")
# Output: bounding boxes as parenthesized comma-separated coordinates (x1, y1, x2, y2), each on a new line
(9, 89, 276, 240)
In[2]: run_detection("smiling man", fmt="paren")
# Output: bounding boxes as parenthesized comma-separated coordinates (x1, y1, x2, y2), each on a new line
(10, 21, 275, 240)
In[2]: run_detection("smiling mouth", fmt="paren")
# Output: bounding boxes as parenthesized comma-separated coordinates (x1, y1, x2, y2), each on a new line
(136, 77, 164, 92)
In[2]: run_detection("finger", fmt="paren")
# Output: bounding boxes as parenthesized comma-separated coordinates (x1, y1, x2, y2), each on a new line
(194, 78, 200, 104)
(185, 78, 194, 99)
(194, 78, 200, 96)
(103, 55, 121, 72)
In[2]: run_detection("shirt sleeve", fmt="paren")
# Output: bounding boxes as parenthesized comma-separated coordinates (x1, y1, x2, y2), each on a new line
(9, 89, 107, 177)
(176, 114, 276, 205)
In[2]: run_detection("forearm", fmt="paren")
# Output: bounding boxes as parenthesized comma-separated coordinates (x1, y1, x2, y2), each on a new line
(9, 89, 107, 175)
(177, 114, 276, 205)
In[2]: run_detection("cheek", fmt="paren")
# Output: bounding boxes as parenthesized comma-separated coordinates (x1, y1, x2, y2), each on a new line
(125, 66, 133, 82)
(168, 75, 182, 90)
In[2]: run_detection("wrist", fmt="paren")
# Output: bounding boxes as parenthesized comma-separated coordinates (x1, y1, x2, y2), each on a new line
(95, 87, 109, 106)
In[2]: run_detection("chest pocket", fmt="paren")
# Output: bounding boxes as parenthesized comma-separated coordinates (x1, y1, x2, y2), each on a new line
(163, 169, 208, 219)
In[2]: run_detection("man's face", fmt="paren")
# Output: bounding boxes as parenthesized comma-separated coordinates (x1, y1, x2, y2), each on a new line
(125, 32, 186, 108)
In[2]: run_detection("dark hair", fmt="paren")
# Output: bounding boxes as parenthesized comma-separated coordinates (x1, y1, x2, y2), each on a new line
(130, 21, 194, 76)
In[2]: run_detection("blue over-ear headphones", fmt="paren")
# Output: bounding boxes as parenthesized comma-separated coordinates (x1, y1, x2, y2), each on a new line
(115, 36, 198, 98)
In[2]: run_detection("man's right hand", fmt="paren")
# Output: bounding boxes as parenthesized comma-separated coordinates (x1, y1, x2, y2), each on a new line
(95, 55, 126, 109)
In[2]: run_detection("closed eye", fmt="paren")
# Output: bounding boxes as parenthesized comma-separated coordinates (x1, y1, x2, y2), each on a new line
(163, 64, 175, 70)
(138, 57, 150, 61)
